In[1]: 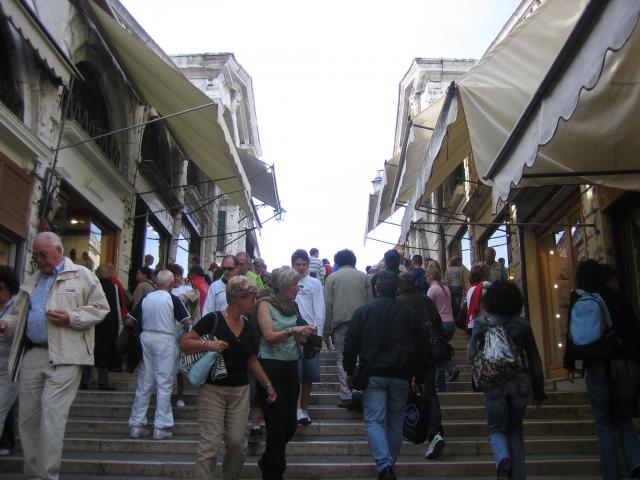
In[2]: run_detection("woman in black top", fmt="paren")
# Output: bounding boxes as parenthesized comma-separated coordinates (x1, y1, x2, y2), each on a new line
(564, 260, 640, 480)
(181, 276, 276, 480)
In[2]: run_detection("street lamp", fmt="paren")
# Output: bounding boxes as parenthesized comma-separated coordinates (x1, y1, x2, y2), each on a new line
(371, 170, 383, 193)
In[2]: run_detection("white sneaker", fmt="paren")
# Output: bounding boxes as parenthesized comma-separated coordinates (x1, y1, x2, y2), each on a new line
(424, 433, 445, 459)
(297, 409, 311, 425)
(176, 399, 186, 408)
(130, 425, 150, 439)
(153, 428, 173, 440)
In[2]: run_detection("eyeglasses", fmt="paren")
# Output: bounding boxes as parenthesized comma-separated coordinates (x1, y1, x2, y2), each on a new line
(222, 267, 236, 272)
(32, 251, 48, 259)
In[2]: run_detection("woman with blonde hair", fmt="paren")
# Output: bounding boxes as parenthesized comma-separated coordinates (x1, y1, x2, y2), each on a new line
(180, 276, 276, 480)
(256, 266, 317, 479)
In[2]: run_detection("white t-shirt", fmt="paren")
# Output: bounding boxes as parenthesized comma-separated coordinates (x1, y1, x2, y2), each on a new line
(202, 280, 228, 316)
(295, 275, 325, 336)
(130, 290, 190, 335)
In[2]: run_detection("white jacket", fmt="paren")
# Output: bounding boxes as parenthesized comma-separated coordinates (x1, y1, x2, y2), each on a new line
(5, 258, 109, 380)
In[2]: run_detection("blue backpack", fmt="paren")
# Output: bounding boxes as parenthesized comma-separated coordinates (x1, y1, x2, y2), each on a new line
(568, 289, 620, 360)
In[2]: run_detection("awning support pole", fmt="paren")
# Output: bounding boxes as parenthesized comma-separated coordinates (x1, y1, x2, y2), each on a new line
(411, 220, 596, 228)
(55, 101, 217, 152)
(137, 175, 236, 195)
(366, 236, 438, 252)
(522, 169, 640, 179)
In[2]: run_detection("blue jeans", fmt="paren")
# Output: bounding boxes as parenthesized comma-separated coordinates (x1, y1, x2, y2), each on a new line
(436, 322, 458, 391)
(483, 372, 531, 480)
(585, 359, 640, 480)
(363, 376, 409, 473)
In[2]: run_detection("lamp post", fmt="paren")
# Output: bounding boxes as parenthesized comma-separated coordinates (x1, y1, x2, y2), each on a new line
(371, 169, 383, 193)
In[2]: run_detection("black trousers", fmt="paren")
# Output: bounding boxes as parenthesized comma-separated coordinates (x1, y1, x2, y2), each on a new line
(258, 358, 300, 480)
(423, 363, 444, 441)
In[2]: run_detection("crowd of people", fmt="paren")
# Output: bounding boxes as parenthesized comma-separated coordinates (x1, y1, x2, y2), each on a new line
(0, 233, 638, 480)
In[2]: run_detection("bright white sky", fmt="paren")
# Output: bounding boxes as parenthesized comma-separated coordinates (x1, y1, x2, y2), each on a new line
(121, 0, 519, 270)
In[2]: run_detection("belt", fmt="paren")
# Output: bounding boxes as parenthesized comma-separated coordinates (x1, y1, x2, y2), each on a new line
(24, 338, 48, 350)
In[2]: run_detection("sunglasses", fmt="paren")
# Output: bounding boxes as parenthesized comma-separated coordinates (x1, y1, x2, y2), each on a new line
(222, 266, 236, 272)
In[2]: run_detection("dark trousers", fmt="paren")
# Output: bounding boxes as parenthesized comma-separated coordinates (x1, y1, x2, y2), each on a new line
(423, 364, 443, 441)
(258, 358, 299, 480)
(0, 400, 17, 453)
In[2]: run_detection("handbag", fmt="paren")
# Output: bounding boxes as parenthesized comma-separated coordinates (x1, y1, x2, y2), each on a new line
(454, 297, 468, 331)
(352, 303, 395, 391)
(180, 312, 227, 385)
(420, 296, 454, 366)
(295, 304, 322, 359)
(403, 390, 430, 444)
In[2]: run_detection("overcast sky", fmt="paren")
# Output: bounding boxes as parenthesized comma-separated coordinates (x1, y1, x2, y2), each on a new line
(121, 0, 519, 270)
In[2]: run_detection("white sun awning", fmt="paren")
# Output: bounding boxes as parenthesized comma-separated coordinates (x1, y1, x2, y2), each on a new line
(485, 0, 640, 206)
(1, 0, 79, 85)
(236, 149, 282, 212)
(400, 0, 590, 238)
(86, 1, 255, 221)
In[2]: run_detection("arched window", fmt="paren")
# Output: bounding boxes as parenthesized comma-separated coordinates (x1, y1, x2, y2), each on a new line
(0, 22, 24, 119)
(140, 121, 172, 185)
(66, 62, 120, 167)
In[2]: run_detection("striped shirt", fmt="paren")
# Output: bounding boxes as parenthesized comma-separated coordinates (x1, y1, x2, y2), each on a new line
(27, 260, 65, 344)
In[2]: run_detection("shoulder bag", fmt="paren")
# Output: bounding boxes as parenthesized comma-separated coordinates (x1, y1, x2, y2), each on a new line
(180, 312, 228, 385)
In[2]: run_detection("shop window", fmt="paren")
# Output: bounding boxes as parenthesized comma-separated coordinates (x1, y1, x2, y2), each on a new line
(144, 223, 162, 269)
(0, 231, 18, 267)
(52, 184, 118, 271)
(461, 229, 472, 269)
(175, 229, 190, 273)
(538, 209, 587, 377)
(486, 224, 510, 271)
(66, 62, 120, 167)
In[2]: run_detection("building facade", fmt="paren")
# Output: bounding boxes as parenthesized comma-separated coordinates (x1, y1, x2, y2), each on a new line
(0, 0, 273, 289)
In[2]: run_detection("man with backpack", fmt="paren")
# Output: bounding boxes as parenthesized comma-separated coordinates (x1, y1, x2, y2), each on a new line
(564, 260, 640, 480)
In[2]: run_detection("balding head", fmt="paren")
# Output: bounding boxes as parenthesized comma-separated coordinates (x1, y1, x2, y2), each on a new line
(156, 270, 174, 291)
(33, 232, 64, 274)
(236, 252, 251, 275)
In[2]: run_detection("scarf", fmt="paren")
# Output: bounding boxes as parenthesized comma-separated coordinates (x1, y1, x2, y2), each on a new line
(259, 294, 298, 318)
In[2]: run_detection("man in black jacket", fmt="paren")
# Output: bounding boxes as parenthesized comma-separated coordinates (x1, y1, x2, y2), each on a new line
(396, 272, 446, 460)
(343, 269, 427, 480)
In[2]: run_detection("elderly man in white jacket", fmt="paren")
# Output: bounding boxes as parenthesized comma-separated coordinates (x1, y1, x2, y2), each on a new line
(0, 232, 109, 480)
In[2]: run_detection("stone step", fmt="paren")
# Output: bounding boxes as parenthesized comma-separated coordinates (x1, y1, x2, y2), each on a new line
(65, 418, 602, 438)
(54, 435, 598, 456)
(73, 390, 588, 407)
(0, 475, 604, 480)
(68, 403, 593, 421)
(0, 452, 603, 477)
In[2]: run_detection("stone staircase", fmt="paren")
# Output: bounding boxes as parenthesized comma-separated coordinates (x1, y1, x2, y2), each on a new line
(0, 334, 607, 479)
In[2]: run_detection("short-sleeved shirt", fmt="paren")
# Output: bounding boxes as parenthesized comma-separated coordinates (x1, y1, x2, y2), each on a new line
(194, 311, 258, 387)
(129, 290, 190, 335)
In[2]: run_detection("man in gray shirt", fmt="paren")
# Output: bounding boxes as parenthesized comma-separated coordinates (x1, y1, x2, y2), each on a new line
(324, 249, 372, 408)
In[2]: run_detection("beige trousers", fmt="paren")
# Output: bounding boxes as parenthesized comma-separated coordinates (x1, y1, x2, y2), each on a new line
(195, 383, 250, 480)
(19, 347, 81, 480)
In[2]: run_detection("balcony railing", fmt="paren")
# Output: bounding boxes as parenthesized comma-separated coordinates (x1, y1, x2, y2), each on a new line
(0, 78, 24, 120)
(66, 98, 121, 168)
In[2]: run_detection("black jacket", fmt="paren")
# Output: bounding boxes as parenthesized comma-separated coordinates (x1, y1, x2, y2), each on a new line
(468, 315, 546, 403)
(343, 294, 427, 384)
(397, 291, 444, 368)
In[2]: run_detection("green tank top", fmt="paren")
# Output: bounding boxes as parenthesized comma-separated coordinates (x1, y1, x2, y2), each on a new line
(259, 304, 298, 361)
